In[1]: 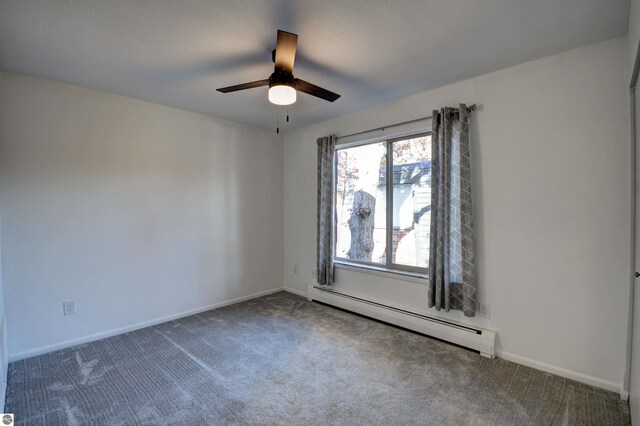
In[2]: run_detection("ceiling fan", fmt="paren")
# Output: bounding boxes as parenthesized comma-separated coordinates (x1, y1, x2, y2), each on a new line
(216, 30, 341, 106)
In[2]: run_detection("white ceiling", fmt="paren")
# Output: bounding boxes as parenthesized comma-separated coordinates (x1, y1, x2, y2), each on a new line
(0, 0, 629, 131)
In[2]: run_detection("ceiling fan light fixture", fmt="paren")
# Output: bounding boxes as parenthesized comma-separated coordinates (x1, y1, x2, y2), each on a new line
(216, 30, 340, 105)
(268, 84, 296, 105)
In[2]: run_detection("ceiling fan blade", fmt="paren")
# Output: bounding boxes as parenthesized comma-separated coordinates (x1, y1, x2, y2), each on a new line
(274, 30, 298, 74)
(216, 79, 270, 93)
(294, 79, 341, 102)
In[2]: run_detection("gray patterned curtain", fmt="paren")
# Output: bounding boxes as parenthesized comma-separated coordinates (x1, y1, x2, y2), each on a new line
(317, 135, 337, 285)
(428, 104, 476, 316)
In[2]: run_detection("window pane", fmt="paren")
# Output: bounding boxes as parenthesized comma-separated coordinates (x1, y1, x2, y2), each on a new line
(335, 142, 387, 263)
(391, 135, 431, 268)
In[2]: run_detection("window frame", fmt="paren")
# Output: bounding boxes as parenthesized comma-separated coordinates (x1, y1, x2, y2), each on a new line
(333, 131, 432, 276)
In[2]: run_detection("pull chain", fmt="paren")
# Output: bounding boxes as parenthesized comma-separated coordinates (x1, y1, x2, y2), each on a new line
(275, 107, 290, 134)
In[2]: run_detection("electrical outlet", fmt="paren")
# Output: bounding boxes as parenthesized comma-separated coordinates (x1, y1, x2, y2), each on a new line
(311, 270, 317, 279)
(63, 300, 76, 316)
(293, 265, 298, 274)
(479, 303, 490, 319)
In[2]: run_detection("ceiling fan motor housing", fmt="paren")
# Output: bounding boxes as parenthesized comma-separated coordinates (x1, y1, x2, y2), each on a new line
(269, 70, 295, 89)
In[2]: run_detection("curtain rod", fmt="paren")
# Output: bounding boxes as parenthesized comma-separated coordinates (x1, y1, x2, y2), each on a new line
(336, 104, 476, 140)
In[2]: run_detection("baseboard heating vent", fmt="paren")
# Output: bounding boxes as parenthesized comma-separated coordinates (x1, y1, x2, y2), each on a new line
(308, 285, 496, 358)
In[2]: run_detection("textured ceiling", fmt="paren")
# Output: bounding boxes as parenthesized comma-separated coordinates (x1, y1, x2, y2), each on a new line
(0, 0, 630, 131)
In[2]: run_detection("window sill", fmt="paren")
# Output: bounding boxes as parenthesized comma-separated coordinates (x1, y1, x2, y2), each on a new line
(333, 260, 428, 285)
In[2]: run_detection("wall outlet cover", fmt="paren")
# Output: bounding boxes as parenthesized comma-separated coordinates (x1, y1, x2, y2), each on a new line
(479, 303, 490, 319)
(63, 300, 76, 316)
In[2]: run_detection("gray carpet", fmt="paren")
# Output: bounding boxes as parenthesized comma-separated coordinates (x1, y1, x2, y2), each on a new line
(6, 291, 631, 425)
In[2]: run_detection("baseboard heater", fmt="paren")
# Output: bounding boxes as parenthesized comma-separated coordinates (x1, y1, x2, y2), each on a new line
(307, 284, 496, 358)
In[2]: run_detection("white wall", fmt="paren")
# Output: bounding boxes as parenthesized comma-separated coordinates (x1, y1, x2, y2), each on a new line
(0, 70, 7, 409)
(0, 73, 284, 360)
(627, 0, 640, 419)
(630, 0, 640, 77)
(630, 80, 640, 424)
(284, 37, 630, 394)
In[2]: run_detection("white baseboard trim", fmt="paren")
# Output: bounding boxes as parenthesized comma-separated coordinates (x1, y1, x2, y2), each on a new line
(497, 350, 626, 399)
(9, 286, 285, 363)
(283, 286, 308, 298)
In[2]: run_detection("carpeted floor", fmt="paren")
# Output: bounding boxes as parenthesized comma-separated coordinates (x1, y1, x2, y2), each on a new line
(6, 291, 631, 425)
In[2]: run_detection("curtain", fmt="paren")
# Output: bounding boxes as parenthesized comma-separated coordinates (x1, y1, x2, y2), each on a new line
(317, 135, 337, 285)
(428, 104, 477, 316)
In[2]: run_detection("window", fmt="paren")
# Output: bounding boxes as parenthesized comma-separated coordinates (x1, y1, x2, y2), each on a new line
(335, 133, 431, 274)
